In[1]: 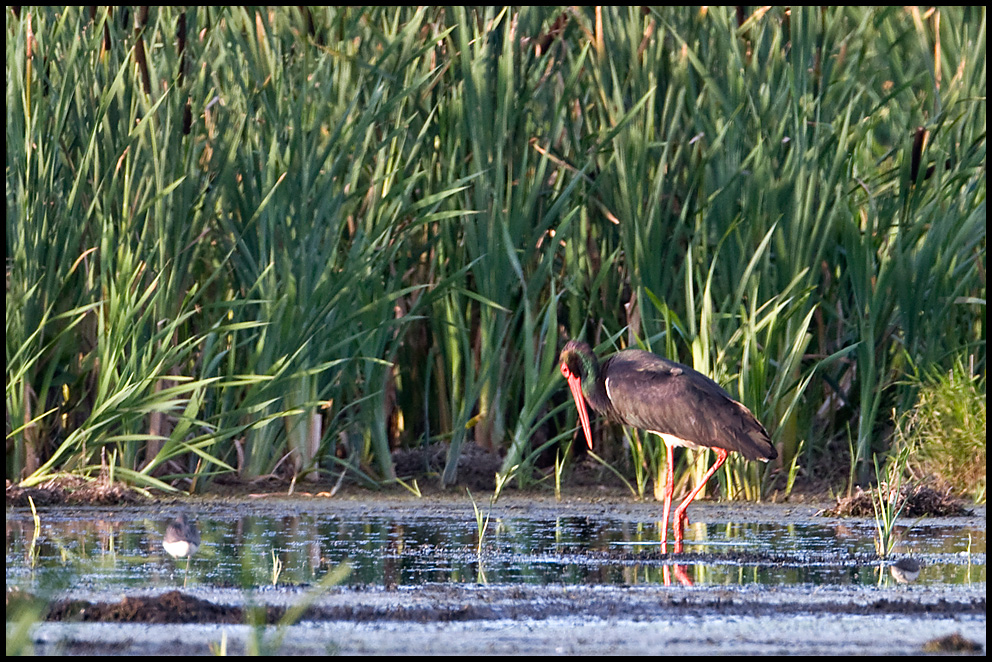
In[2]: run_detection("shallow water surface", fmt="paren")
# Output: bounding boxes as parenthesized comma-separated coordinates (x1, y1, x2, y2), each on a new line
(5, 497, 985, 592)
(7, 496, 986, 655)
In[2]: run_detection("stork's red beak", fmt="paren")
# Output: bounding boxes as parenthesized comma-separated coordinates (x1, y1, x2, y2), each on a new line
(565, 370, 594, 450)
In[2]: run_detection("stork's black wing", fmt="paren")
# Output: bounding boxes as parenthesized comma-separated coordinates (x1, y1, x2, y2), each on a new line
(600, 350, 776, 461)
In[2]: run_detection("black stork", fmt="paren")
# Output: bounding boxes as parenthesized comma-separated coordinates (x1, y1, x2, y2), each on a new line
(559, 340, 776, 553)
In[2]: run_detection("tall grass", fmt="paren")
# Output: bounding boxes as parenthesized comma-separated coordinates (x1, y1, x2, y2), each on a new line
(6, 7, 985, 500)
(897, 358, 986, 502)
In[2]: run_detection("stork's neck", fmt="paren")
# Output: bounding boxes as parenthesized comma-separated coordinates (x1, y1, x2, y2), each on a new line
(571, 344, 613, 416)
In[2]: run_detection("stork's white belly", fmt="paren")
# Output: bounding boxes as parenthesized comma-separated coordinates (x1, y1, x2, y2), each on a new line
(652, 431, 704, 450)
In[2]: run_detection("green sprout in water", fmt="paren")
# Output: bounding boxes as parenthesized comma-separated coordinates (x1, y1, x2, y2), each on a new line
(870, 444, 914, 559)
(27, 496, 41, 569)
(467, 488, 489, 558)
(270, 548, 284, 587)
(467, 469, 518, 583)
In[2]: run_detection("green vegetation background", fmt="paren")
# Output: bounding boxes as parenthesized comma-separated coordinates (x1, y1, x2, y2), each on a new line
(6, 7, 986, 500)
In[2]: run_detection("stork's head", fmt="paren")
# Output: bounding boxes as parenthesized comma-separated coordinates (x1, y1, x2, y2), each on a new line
(559, 340, 596, 450)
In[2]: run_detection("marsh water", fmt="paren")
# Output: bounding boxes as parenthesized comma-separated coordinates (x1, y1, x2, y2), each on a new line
(6, 493, 986, 655)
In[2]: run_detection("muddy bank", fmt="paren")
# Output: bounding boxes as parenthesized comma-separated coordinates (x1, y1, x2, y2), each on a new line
(145, 487, 983, 523)
(24, 582, 987, 655)
(36, 582, 988, 624)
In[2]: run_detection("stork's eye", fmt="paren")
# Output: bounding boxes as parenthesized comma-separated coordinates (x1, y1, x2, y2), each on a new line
(560, 363, 570, 377)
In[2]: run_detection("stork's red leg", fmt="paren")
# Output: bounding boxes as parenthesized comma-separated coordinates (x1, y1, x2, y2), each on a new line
(660, 441, 675, 553)
(672, 563, 693, 586)
(662, 562, 693, 587)
(672, 448, 729, 553)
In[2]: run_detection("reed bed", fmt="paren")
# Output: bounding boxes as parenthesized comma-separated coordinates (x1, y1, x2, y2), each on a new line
(6, 7, 985, 500)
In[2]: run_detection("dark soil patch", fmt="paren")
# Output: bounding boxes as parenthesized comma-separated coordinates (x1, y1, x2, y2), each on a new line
(923, 632, 985, 653)
(6, 477, 146, 507)
(391, 441, 503, 491)
(46, 591, 245, 625)
(823, 482, 970, 518)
